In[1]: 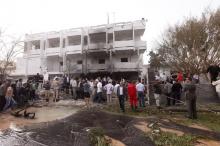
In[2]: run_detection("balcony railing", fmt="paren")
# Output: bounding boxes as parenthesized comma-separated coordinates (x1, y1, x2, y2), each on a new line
(45, 47, 60, 56)
(65, 45, 82, 54)
(88, 43, 107, 50)
(28, 49, 41, 55)
(114, 40, 135, 48)
(114, 62, 139, 69)
(135, 41, 146, 47)
(69, 64, 82, 73)
(87, 64, 110, 72)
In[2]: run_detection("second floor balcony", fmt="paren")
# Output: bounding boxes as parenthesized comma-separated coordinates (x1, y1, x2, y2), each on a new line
(45, 47, 61, 57)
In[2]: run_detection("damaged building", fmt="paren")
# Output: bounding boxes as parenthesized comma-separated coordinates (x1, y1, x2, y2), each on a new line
(14, 19, 146, 79)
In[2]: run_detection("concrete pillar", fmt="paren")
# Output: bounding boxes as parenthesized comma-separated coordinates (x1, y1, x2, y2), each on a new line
(132, 22, 135, 41)
(87, 29, 90, 49)
(63, 53, 67, 73)
(40, 39, 44, 74)
(60, 36, 63, 49)
(81, 29, 86, 74)
(25, 56, 29, 77)
(113, 24, 115, 49)
(83, 29, 89, 74)
(111, 24, 115, 72)
(25, 41, 31, 77)
(61, 33, 67, 73)
(27, 41, 31, 51)
(45, 37, 49, 48)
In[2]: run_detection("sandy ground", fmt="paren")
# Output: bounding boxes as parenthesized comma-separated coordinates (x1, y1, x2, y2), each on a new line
(0, 100, 220, 146)
(0, 100, 84, 130)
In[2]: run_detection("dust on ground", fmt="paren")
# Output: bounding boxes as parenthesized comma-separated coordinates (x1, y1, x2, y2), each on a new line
(196, 139, 220, 146)
(0, 100, 84, 130)
(1, 100, 220, 146)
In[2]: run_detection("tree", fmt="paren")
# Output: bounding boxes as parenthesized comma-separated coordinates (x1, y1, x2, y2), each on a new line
(0, 29, 23, 81)
(150, 8, 220, 74)
(148, 51, 164, 69)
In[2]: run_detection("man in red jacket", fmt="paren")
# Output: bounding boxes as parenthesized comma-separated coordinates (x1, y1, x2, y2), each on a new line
(177, 72, 183, 82)
(127, 80, 138, 111)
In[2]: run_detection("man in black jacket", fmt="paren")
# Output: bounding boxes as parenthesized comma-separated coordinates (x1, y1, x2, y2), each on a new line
(171, 80, 183, 105)
(117, 82, 126, 112)
(184, 78, 197, 119)
(207, 65, 220, 83)
(153, 80, 162, 108)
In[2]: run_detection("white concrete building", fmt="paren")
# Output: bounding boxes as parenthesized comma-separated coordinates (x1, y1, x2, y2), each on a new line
(14, 19, 146, 79)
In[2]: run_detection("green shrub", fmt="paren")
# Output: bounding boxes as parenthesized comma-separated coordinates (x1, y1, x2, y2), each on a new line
(88, 127, 110, 146)
(150, 132, 197, 146)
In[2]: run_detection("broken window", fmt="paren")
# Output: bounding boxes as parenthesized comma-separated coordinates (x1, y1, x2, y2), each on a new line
(68, 35, 81, 46)
(60, 61, 63, 66)
(121, 58, 128, 62)
(90, 32, 106, 43)
(43, 40, 46, 50)
(62, 39, 65, 48)
(31, 40, 40, 49)
(48, 38, 60, 48)
(134, 29, 144, 40)
(84, 36, 88, 45)
(77, 60, 82, 64)
(115, 30, 133, 41)
(98, 59, 105, 64)
(24, 42, 27, 52)
(108, 33, 113, 43)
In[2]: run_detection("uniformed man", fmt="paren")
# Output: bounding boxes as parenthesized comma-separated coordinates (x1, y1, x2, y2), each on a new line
(184, 78, 197, 119)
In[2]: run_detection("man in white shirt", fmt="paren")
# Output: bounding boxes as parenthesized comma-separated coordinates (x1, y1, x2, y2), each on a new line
(136, 78, 145, 107)
(161, 73, 167, 82)
(97, 79, 103, 103)
(104, 80, 114, 103)
(70, 77, 77, 99)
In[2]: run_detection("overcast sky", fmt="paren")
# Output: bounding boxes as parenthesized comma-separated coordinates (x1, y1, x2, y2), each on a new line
(0, 0, 220, 62)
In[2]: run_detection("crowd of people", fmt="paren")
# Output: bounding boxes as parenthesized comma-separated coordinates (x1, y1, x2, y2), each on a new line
(0, 73, 148, 113)
(45, 76, 147, 112)
(0, 64, 219, 120)
(0, 75, 41, 112)
(152, 67, 219, 119)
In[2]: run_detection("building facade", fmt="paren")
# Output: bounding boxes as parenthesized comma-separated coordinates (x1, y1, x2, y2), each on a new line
(14, 19, 146, 79)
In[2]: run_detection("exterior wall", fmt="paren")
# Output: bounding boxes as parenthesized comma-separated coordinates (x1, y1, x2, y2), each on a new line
(66, 54, 83, 74)
(14, 19, 146, 77)
(46, 56, 61, 73)
(27, 57, 41, 75)
(87, 54, 110, 72)
(112, 52, 142, 72)
(14, 58, 26, 75)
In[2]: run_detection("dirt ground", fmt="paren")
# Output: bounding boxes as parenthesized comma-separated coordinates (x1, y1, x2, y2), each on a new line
(0, 100, 220, 146)
(0, 100, 83, 130)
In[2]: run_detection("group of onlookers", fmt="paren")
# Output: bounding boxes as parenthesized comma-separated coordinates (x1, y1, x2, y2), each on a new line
(1, 64, 219, 119)
(153, 72, 198, 118)
(0, 76, 41, 112)
(43, 76, 147, 111)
